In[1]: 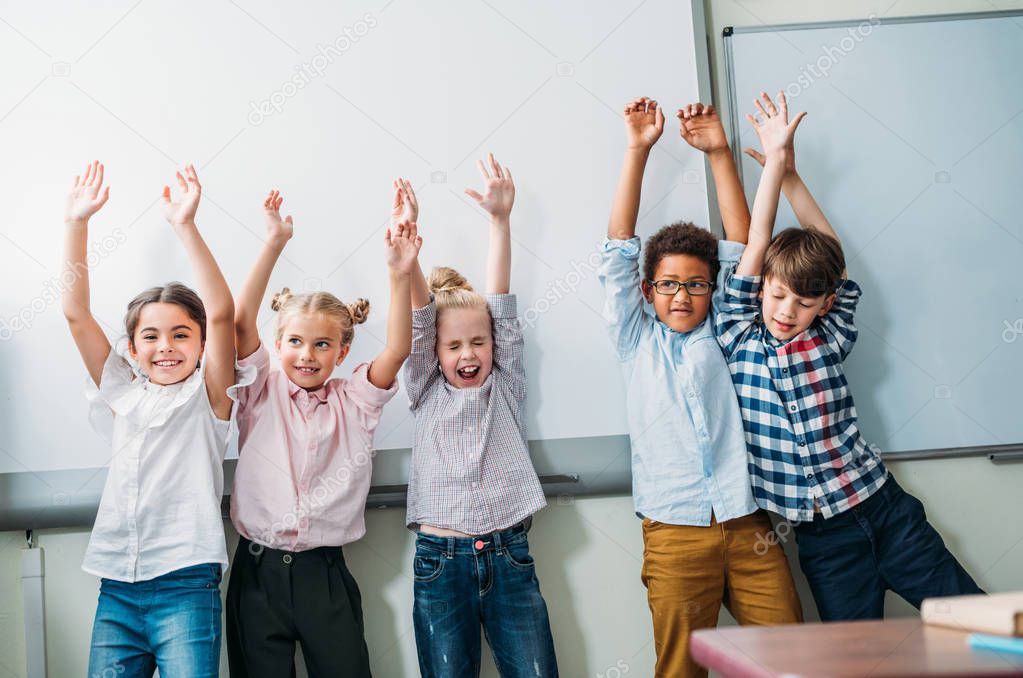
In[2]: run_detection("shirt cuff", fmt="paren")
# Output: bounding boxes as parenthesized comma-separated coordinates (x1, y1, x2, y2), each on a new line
(349, 361, 400, 406)
(727, 273, 762, 300)
(486, 293, 517, 319)
(412, 298, 437, 326)
(603, 236, 641, 259)
(237, 341, 269, 369)
(717, 239, 745, 265)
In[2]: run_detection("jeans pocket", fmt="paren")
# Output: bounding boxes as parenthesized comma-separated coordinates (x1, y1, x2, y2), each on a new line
(413, 553, 446, 583)
(169, 564, 221, 589)
(502, 540, 535, 571)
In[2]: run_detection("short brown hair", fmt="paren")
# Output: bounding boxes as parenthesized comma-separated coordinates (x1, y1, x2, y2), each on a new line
(270, 288, 369, 347)
(125, 282, 206, 350)
(642, 222, 719, 283)
(763, 227, 845, 297)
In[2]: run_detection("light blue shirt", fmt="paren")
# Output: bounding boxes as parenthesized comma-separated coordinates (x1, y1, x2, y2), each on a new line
(598, 236, 757, 526)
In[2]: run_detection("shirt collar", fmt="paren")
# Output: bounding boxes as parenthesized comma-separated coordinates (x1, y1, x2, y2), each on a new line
(287, 377, 330, 403)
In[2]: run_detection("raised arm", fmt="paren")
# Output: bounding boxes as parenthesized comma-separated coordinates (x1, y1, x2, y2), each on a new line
(678, 103, 750, 244)
(162, 165, 235, 420)
(735, 92, 806, 277)
(742, 146, 843, 269)
(608, 97, 664, 241)
(62, 160, 112, 386)
(235, 190, 293, 359)
(391, 178, 431, 309)
(465, 153, 515, 294)
(368, 220, 422, 389)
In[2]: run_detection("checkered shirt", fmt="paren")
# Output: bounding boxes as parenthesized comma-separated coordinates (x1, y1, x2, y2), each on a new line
(714, 274, 888, 522)
(403, 294, 546, 534)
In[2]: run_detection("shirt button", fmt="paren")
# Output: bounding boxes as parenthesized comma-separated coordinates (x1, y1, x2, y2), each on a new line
(789, 404, 797, 412)
(282, 554, 293, 564)
(782, 367, 789, 373)
(798, 440, 806, 447)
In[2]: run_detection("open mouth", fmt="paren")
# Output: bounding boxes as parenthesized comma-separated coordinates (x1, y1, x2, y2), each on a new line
(295, 365, 321, 376)
(456, 365, 480, 382)
(152, 359, 182, 369)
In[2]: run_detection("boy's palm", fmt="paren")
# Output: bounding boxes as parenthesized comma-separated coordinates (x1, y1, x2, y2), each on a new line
(465, 154, 514, 219)
(678, 104, 727, 153)
(390, 178, 418, 228)
(386, 221, 422, 274)
(747, 91, 806, 156)
(162, 165, 202, 226)
(624, 97, 664, 149)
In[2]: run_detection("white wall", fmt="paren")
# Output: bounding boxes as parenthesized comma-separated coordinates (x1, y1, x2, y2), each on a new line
(2, 1, 1022, 676)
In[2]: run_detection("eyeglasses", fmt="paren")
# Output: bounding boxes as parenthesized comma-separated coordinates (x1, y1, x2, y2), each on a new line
(647, 279, 714, 296)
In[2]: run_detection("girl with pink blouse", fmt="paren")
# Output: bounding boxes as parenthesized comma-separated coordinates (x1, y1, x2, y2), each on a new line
(225, 189, 422, 677)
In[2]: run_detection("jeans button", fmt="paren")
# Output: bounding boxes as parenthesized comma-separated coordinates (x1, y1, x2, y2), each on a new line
(283, 554, 293, 564)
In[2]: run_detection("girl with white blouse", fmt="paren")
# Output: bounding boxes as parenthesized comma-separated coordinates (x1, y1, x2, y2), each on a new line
(62, 161, 242, 677)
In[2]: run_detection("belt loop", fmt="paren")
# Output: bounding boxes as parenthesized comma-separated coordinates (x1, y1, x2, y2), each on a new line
(493, 528, 503, 553)
(446, 537, 454, 560)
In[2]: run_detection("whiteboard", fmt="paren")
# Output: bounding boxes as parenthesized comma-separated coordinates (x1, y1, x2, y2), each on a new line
(724, 12, 1023, 454)
(0, 0, 712, 473)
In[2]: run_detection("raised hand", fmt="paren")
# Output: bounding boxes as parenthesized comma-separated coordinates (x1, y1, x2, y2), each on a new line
(677, 103, 728, 154)
(390, 178, 418, 229)
(746, 91, 806, 159)
(263, 189, 294, 244)
(162, 164, 202, 226)
(385, 220, 423, 275)
(623, 97, 665, 150)
(465, 153, 514, 220)
(65, 160, 110, 223)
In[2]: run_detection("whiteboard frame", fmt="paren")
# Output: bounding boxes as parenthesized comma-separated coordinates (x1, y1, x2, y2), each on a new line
(720, 9, 1023, 459)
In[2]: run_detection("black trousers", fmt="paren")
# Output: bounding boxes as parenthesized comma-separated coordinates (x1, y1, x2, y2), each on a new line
(226, 537, 372, 678)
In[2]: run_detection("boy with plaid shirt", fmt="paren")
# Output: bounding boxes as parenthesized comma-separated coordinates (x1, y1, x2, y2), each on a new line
(716, 91, 983, 620)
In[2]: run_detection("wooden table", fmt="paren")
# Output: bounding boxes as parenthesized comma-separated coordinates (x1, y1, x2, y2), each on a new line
(690, 618, 1023, 677)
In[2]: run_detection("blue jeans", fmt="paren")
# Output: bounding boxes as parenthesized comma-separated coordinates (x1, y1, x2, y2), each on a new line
(88, 563, 222, 678)
(794, 477, 983, 621)
(412, 525, 558, 677)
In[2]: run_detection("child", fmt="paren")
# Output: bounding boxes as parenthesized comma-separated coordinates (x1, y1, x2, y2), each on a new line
(402, 155, 558, 677)
(225, 189, 420, 677)
(599, 97, 802, 678)
(717, 91, 983, 621)
(64, 162, 239, 677)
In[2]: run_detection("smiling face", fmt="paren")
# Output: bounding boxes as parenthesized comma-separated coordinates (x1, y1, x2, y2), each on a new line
(275, 312, 350, 391)
(759, 276, 836, 341)
(436, 307, 494, 389)
(642, 253, 713, 334)
(128, 302, 204, 385)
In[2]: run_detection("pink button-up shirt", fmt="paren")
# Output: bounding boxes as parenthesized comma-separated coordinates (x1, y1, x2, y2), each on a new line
(230, 343, 397, 551)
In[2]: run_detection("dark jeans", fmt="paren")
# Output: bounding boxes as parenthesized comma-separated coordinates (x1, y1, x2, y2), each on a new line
(413, 524, 559, 678)
(88, 563, 222, 678)
(226, 537, 371, 678)
(794, 476, 983, 621)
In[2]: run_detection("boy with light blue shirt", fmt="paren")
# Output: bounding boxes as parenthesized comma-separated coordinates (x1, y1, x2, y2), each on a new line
(599, 97, 801, 678)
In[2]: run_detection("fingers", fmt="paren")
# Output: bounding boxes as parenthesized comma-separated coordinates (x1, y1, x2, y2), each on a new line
(488, 152, 503, 180)
(284, 215, 293, 226)
(175, 171, 187, 193)
(504, 167, 513, 185)
(465, 188, 484, 203)
(96, 185, 111, 209)
(654, 105, 665, 131)
(745, 113, 760, 129)
(760, 91, 778, 116)
(477, 158, 491, 180)
(754, 98, 769, 121)
(161, 185, 172, 203)
(788, 110, 807, 131)
(95, 162, 105, 190)
(777, 91, 788, 116)
(403, 178, 417, 207)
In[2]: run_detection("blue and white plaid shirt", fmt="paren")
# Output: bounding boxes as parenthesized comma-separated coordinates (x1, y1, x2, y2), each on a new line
(715, 274, 888, 522)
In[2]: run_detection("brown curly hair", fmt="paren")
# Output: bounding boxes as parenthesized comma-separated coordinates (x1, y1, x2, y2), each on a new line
(642, 221, 719, 283)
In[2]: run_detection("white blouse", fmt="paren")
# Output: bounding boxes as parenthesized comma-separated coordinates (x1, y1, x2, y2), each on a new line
(82, 341, 252, 583)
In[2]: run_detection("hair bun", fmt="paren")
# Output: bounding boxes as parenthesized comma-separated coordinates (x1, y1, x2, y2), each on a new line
(270, 287, 293, 312)
(347, 298, 370, 325)
(428, 266, 474, 294)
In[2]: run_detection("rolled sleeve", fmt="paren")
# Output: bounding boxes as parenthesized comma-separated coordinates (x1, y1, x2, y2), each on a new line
(342, 361, 399, 435)
(714, 240, 745, 308)
(404, 300, 441, 410)
(598, 237, 648, 361)
(818, 279, 861, 360)
(487, 294, 526, 404)
(715, 273, 762, 357)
